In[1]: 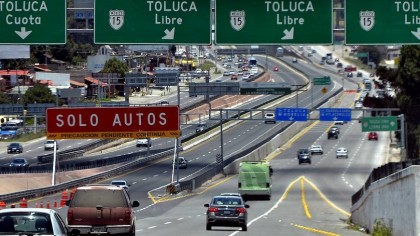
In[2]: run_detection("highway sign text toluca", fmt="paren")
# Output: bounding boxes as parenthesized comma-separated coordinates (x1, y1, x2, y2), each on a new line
(0, 0, 66, 44)
(215, 0, 332, 44)
(95, 0, 211, 44)
(346, 0, 420, 44)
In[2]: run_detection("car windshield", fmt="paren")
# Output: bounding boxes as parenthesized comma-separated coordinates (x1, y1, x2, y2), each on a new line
(12, 159, 25, 164)
(0, 212, 53, 234)
(9, 143, 20, 147)
(212, 197, 242, 205)
(111, 181, 126, 186)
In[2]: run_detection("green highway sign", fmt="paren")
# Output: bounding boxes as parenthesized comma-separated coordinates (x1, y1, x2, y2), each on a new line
(346, 0, 420, 45)
(313, 76, 331, 85)
(361, 116, 398, 132)
(0, 0, 66, 44)
(94, 0, 211, 44)
(240, 82, 291, 95)
(215, 0, 332, 45)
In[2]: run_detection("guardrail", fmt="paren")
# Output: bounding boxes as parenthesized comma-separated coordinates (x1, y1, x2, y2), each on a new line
(351, 159, 420, 205)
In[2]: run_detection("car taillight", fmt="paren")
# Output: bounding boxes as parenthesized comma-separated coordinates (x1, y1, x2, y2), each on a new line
(236, 207, 246, 213)
(208, 207, 218, 212)
(125, 210, 131, 222)
(67, 210, 73, 224)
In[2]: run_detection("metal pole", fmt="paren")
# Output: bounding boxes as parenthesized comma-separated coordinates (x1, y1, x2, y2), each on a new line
(176, 78, 181, 183)
(296, 86, 299, 107)
(311, 79, 314, 110)
(51, 141, 57, 186)
(220, 109, 224, 163)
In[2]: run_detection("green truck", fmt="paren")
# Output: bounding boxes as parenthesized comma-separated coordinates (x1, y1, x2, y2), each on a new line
(238, 161, 273, 200)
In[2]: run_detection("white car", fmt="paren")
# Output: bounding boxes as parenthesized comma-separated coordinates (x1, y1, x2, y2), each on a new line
(309, 145, 323, 155)
(44, 140, 58, 151)
(110, 180, 130, 191)
(264, 113, 276, 124)
(136, 138, 151, 147)
(355, 101, 363, 109)
(336, 147, 348, 159)
(0, 208, 68, 236)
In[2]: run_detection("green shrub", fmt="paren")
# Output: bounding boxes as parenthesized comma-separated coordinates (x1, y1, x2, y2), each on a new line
(372, 220, 392, 236)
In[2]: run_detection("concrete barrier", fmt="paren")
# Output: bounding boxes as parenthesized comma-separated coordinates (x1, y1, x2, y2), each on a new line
(351, 165, 420, 236)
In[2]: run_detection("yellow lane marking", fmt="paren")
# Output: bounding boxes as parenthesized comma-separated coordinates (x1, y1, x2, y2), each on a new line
(292, 223, 341, 236)
(302, 176, 351, 217)
(301, 178, 312, 219)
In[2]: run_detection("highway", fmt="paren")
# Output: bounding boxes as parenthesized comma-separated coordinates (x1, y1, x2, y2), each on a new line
(2, 47, 387, 235)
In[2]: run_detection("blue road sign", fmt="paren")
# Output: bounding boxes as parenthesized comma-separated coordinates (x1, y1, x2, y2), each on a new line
(275, 108, 308, 121)
(320, 108, 352, 121)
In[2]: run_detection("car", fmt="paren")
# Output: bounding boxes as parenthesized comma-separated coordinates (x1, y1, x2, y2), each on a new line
(7, 142, 23, 154)
(327, 129, 338, 139)
(336, 62, 343, 68)
(335, 58, 340, 62)
(368, 132, 378, 141)
(173, 156, 188, 169)
(273, 66, 279, 71)
(330, 126, 340, 134)
(66, 184, 140, 236)
(0, 208, 68, 236)
(160, 100, 169, 105)
(264, 112, 276, 124)
(204, 195, 250, 231)
(309, 145, 323, 155)
(9, 158, 29, 168)
(334, 121, 346, 125)
(319, 60, 325, 65)
(297, 149, 311, 165)
(44, 140, 58, 151)
(231, 74, 238, 80)
(136, 138, 151, 147)
(355, 101, 363, 109)
(110, 180, 130, 191)
(292, 57, 298, 63)
(336, 147, 348, 158)
(196, 123, 207, 133)
(357, 71, 363, 77)
(347, 72, 353, 78)
(215, 79, 222, 83)
(223, 71, 230, 76)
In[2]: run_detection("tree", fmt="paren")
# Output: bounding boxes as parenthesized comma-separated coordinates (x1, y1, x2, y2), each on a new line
(377, 45, 420, 159)
(0, 92, 11, 104)
(102, 57, 129, 77)
(22, 83, 56, 105)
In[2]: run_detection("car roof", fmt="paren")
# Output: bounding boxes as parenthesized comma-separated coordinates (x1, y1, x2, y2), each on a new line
(0, 208, 55, 214)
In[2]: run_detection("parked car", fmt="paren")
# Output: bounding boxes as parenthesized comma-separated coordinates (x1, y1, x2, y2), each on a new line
(368, 132, 378, 141)
(110, 180, 130, 191)
(136, 138, 151, 147)
(264, 112, 276, 124)
(44, 140, 58, 151)
(9, 158, 29, 168)
(204, 195, 249, 231)
(66, 185, 140, 236)
(196, 123, 207, 133)
(309, 145, 323, 155)
(292, 58, 298, 63)
(0, 208, 68, 236)
(336, 147, 348, 159)
(7, 142, 23, 154)
(297, 149, 312, 165)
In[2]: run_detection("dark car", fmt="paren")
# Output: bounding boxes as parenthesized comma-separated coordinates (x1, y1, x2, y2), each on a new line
(328, 129, 338, 139)
(196, 123, 207, 133)
(173, 156, 188, 169)
(204, 195, 250, 231)
(66, 185, 140, 236)
(7, 143, 23, 154)
(9, 158, 29, 167)
(297, 149, 311, 165)
(368, 132, 378, 141)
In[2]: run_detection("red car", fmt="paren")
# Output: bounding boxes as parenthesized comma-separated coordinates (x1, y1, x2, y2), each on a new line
(368, 132, 378, 140)
(273, 66, 279, 71)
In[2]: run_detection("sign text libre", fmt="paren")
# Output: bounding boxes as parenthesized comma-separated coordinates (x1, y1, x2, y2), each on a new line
(215, 0, 332, 44)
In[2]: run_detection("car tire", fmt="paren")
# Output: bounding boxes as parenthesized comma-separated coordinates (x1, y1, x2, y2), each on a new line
(206, 224, 211, 231)
(242, 225, 248, 231)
